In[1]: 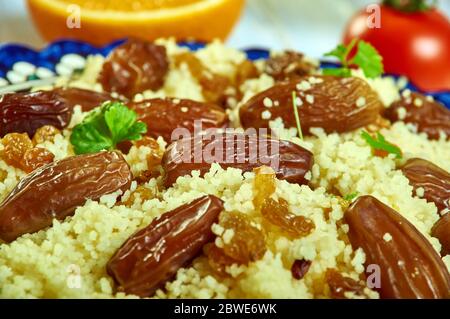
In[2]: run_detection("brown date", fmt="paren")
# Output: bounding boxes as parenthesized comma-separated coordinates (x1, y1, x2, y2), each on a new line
(0, 151, 132, 242)
(401, 158, 450, 213)
(161, 133, 314, 187)
(98, 39, 169, 98)
(54, 87, 122, 112)
(107, 195, 224, 297)
(0, 90, 73, 137)
(128, 98, 228, 143)
(239, 76, 382, 134)
(265, 51, 317, 82)
(384, 92, 450, 140)
(431, 213, 450, 256)
(345, 195, 450, 299)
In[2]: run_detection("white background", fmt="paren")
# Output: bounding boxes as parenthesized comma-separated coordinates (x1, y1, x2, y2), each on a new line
(1, 0, 449, 58)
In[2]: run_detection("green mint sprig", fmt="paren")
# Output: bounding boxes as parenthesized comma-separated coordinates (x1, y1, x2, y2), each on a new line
(361, 130, 403, 159)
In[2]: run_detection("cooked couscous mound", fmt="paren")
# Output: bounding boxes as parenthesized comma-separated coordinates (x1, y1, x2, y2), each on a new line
(0, 40, 448, 299)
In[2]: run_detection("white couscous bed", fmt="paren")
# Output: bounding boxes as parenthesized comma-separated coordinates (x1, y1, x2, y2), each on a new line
(0, 39, 449, 299)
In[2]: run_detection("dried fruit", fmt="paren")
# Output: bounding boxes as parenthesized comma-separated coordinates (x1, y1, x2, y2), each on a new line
(55, 87, 121, 112)
(431, 213, 450, 256)
(291, 259, 312, 280)
(121, 185, 156, 207)
(235, 60, 260, 87)
(162, 133, 314, 187)
(205, 243, 238, 276)
(261, 198, 315, 239)
(0, 151, 132, 242)
(0, 169, 6, 182)
(135, 136, 164, 171)
(401, 158, 450, 213)
(239, 76, 382, 134)
(265, 51, 317, 81)
(1, 133, 33, 169)
(20, 147, 54, 173)
(107, 195, 224, 297)
(326, 269, 368, 299)
(129, 98, 228, 143)
(0, 90, 73, 137)
(253, 166, 276, 210)
(384, 92, 450, 140)
(345, 195, 450, 298)
(173, 52, 233, 106)
(32, 125, 60, 145)
(219, 212, 266, 264)
(99, 39, 169, 98)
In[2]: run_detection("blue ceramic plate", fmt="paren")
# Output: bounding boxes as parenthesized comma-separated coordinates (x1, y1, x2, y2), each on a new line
(0, 39, 449, 108)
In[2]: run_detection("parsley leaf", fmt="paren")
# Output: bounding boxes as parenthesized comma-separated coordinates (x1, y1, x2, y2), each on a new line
(322, 39, 384, 79)
(352, 41, 384, 79)
(70, 101, 147, 155)
(344, 192, 359, 201)
(291, 91, 303, 140)
(361, 130, 403, 159)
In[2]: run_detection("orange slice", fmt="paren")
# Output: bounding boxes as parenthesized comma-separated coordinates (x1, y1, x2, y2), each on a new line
(27, 0, 245, 45)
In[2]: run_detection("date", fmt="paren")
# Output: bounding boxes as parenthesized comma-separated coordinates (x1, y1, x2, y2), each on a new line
(55, 87, 121, 112)
(384, 92, 450, 140)
(0, 151, 132, 242)
(0, 90, 73, 137)
(345, 195, 450, 299)
(401, 158, 450, 213)
(98, 39, 169, 98)
(239, 76, 382, 134)
(128, 98, 228, 143)
(432, 213, 450, 256)
(265, 51, 317, 82)
(161, 133, 314, 187)
(107, 195, 224, 297)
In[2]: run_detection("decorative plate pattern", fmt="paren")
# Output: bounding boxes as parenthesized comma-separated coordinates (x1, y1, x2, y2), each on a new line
(0, 39, 448, 108)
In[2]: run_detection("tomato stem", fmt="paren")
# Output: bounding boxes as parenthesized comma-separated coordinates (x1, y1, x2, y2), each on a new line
(383, 0, 436, 12)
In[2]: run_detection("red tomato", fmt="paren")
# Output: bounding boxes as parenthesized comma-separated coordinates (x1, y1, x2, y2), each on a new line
(343, 5, 450, 92)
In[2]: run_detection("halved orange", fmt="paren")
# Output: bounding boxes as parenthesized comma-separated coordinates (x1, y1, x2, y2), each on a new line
(27, 0, 245, 45)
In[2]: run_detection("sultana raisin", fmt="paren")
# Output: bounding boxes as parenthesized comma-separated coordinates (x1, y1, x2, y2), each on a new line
(121, 185, 156, 207)
(253, 166, 276, 211)
(326, 269, 368, 299)
(205, 243, 238, 276)
(219, 212, 266, 264)
(265, 51, 317, 82)
(261, 198, 315, 239)
(20, 147, 54, 173)
(135, 136, 164, 170)
(32, 125, 60, 145)
(291, 259, 312, 280)
(0, 169, 7, 182)
(1, 133, 33, 169)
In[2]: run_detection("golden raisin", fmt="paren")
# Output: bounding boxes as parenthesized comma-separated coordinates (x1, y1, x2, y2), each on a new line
(253, 166, 276, 211)
(1, 133, 33, 169)
(261, 198, 315, 239)
(325, 269, 368, 299)
(135, 136, 164, 171)
(204, 243, 238, 276)
(20, 147, 55, 173)
(219, 212, 266, 264)
(121, 185, 156, 207)
(235, 60, 260, 87)
(0, 169, 7, 182)
(32, 125, 60, 145)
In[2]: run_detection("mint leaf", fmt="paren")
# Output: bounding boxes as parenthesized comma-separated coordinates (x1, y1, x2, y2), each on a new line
(324, 44, 348, 61)
(351, 41, 384, 79)
(361, 130, 403, 159)
(70, 101, 147, 155)
(322, 68, 352, 77)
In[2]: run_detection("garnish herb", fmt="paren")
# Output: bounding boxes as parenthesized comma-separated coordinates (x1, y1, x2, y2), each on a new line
(292, 91, 304, 140)
(70, 101, 147, 155)
(344, 192, 360, 201)
(361, 130, 403, 159)
(383, 0, 436, 12)
(323, 39, 384, 79)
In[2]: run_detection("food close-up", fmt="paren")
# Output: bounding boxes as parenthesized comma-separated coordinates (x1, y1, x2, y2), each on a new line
(0, 0, 449, 301)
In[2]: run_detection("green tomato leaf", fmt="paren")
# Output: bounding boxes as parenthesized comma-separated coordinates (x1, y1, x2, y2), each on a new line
(351, 41, 384, 79)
